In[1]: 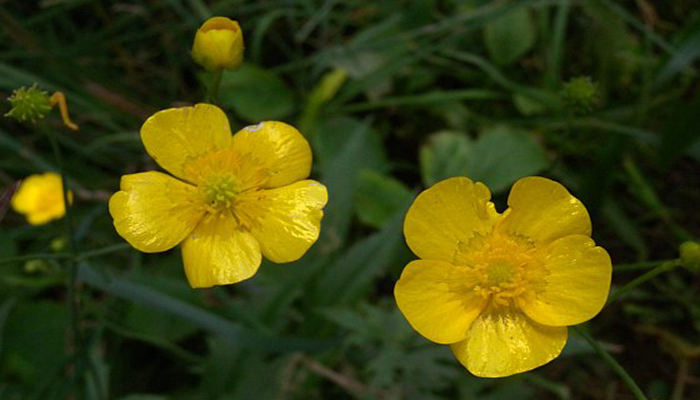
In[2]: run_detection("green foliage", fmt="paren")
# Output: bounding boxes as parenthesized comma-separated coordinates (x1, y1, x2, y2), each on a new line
(420, 127, 549, 193)
(1, 0, 699, 399)
(219, 64, 295, 123)
(484, 8, 537, 66)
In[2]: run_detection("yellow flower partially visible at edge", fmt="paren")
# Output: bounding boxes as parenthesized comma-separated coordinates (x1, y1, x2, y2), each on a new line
(12, 172, 72, 225)
(109, 104, 328, 288)
(394, 176, 612, 378)
(192, 16, 244, 71)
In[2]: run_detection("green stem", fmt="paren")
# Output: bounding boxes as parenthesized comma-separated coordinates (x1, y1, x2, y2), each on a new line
(607, 259, 682, 305)
(613, 260, 668, 273)
(548, 0, 570, 88)
(0, 243, 131, 266)
(44, 128, 83, 393)
(209, 68, 223, 103)
(573, 327, 648, 400)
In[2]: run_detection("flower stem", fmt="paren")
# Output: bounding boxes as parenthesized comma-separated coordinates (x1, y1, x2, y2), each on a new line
(573, 327, 648, 400)
(44, 128, 83, 391)
(209, 68, 223, 103)
(607, 259, 682, 304)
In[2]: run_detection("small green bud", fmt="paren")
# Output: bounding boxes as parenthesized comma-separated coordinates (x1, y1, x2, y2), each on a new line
(23, 259, 49, 273)
(50, 236, 68, 252)
(561, 76, 600, 115)
(5, 84, 52, 123)
(680, 241, 700, 270)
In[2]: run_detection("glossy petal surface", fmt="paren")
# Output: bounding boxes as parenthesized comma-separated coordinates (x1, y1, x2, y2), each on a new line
(231, 122, 312, 189)
(141, 104, 232, 182)
(500, 176, 591, 244)
(450, 307, 567, 377)
(109, 172, 203, 253)
(181, 213, 262, 288)
(519, 235, 612, 326)
(238, 180, 327, 263)
(404, 177, 498, 263)
(395, 260, 487, 344)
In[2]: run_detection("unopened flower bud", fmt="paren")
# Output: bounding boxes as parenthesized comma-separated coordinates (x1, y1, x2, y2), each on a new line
(192, 16, 244, 71)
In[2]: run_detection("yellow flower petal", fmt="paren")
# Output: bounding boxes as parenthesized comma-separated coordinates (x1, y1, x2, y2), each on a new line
(181, 213, 261, 288)
(109, 172, 203, 253)
(238, 180, 327, 263)
(11, 172, 68, 225)
(500, 176, 591, 244)
(519, 235, 612, 326)
(395, 260, 487, 344)
(451, 307, 567, 377)
(231, 122, 312, 189)
(404, 177, 499, 263)
(141, 104, 232, 182)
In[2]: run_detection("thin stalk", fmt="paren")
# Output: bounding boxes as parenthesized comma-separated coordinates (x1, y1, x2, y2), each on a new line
(548, 0, 571, 88)
(613, 260, 668, 273)
(44, 127, 82, 395)
(573, 327, 648, 400)
(209, 68, 223, 103)
(0, 243, 130, 266)
(608, 259, 682, 304)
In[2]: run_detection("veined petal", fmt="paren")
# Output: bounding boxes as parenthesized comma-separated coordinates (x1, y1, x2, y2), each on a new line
(451, 307, 567, 378)
(519, 235, 612, 326)
(141, 104, 232, 181)
(109, 172, 204, 253)
(500, 177, 591, 245)
(395, 260, 487, 344)
(404, 177, 499, 263)
(181, 213, 262, 288)
(231, 121, 312, 189)
(238, 180, 327, 263)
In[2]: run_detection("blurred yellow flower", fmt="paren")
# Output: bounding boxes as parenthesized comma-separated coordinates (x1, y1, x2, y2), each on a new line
(394, 176, 612, 378)
(192, 16, 244, 71)
(12, 172, 72, 225)
(109, 104, 327, 288)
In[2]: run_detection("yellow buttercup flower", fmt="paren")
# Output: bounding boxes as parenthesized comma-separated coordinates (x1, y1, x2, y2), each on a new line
(394, 176, 612, 378)
(192, 16, 244, 71)
(109, 104, 327, 288)
(12, 172, 72, 225)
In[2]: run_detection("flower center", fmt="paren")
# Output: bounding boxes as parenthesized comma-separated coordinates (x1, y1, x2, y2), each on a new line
(459, 232, 544, 307)
(486, 261, 515, 287)
(202, 174, 239, 211)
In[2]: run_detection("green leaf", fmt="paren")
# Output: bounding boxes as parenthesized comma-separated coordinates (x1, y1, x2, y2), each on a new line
(513, 93, 547, 116)
(314, 197, 412, 306)
(355, 170, 413, 228)
(468, 126, 549, 193)
(420, 127, 549, 193)
(219, 64, 295, 122)
(419, 131, 472, 187)
(316, 117, 388, 246)
(484, 8, 536, 66)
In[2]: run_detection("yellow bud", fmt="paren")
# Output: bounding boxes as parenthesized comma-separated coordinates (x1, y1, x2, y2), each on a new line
(192, 16, 244, 71)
